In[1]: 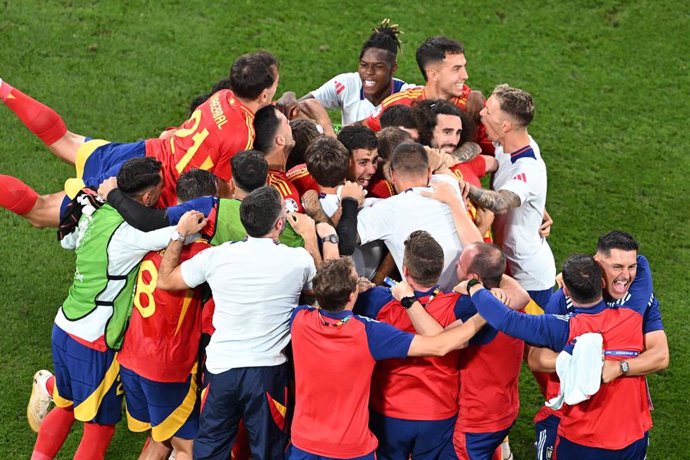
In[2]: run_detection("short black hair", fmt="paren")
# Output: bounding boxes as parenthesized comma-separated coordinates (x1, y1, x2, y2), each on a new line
(416, 36, 464, 81)
(359, 19, 402, 66)
(466, 243, 506, 289)
(253, 105, 282, 154)
(377, 127, 413, 161)
(313, 257, 358, 311)
(380, 105, 417, 130)
(231, 150, 268, 193)
(337, 124, 378, 153)
(596, 231, 639, 256)
(117, 157, 162, 197)
(562, 254, 603, 305)
(230, 51, 279, 100)
(390, 142, 428, 178)
(287, 119, 321, 170)
(176, 169, 218, 202)
(306, 137, 350, 187)
(403, 231, 444, 286)
(239, 186, 283, 238)
(188, 51, 278, 113)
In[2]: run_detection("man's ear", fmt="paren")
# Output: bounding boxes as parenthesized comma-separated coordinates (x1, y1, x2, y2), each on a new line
(402, 265, 410, 280)
(563, 285, 570, 298)
(275, 134, 286, 147)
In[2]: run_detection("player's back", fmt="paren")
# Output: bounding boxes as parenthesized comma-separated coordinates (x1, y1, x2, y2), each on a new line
(146, 89, 255, 206)
(117, 240, 210, 382)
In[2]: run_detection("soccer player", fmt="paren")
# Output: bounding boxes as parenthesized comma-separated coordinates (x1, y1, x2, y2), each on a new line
(0, 51, 279, 226)
(154, 186, 336, 459)
(462, 84, 556, 310)
(287, 257, 488, 460)
(362, 36, 492, 156)
(354, 231, 528, 459)
(466, 253, 654, 459)
(28, 158, 207, 460)
(528, 231, 668, 460)
(337, 142, 482, 290)
(113, 170, 221, 460)
(285, 19, 412, 126)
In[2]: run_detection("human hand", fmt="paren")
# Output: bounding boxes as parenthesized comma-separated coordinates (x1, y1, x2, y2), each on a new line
(340, 180, 365, 206)
(287, 212, 315, 237)
(490, 288, 510, 306)
(555, 272, 564, 289)
(601, 359, 621, 384)
(176, 210, 207, 237)
(97, 177, 118, 200)
(275, 91, 300, 119)
(421, 180, 459, 205)
(357, 276, 375, 293)
(539, 209, 553, 238)
(391, 280, 415, 301)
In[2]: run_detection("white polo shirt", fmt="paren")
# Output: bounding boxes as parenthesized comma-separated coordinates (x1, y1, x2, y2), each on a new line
(181, 236, 316, 373)
(356, 175, 464, 290)
(310, 72, 414, 125)
(492, 136, 556, 290)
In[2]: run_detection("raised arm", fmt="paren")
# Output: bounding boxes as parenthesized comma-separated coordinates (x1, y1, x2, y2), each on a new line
(421, 180, 482, 246)
(463, 181, 522, 215)
(407, 314, 487, 357)
(157, 211, 208, 291)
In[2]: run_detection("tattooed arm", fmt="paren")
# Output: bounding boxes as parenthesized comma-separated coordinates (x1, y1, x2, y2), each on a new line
(451, 141, 482, 163)
(464, 183, 522, 215)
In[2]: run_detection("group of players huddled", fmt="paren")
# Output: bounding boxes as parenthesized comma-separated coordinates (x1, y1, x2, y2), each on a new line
(1, 19, 667, 460)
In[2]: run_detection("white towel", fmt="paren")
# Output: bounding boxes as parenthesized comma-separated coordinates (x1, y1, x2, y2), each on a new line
(546, 332, 604, 410)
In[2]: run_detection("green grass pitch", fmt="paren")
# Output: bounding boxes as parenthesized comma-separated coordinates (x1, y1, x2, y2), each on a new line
(0, 0, 688, 457)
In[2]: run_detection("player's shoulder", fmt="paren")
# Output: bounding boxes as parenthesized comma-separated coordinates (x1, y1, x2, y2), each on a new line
(381, 85, 425, 107)
(287, 163, 310, 180)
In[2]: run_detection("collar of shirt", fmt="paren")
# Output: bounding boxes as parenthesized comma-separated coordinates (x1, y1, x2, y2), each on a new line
(572, 299, 608, 315)
(413, 285, 440, 298)
(320, 309, 354, 320)
(246, 235, 280, 245)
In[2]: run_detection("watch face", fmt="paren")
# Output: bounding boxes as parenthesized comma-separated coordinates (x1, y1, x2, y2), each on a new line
(401, 296, 416, 309)
(325, 234, 339, 244)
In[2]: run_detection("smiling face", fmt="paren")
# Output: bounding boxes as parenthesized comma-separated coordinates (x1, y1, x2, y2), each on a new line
(429, 52, 468, 99)
(431, 113, 462, 153)
(348, 148, 379, 188)
(358, 48, 396, 102)
(594, 248, 638, 300)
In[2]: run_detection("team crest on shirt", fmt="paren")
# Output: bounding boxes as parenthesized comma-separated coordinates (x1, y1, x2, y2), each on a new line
(285, 198, 299, 213)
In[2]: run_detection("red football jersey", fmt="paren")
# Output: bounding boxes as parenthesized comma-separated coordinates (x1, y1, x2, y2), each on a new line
(286, 164, 319, 196)
(365, 85, 494, 155)
(371, 292, 461, 420)
(558, 308, 651, 449)
(117, 240, 210, 382)
(456, 331, 523, 432)
(366, 176, 395, 199)
(269, 169, 304, 213)
(145, 89, 255, 206)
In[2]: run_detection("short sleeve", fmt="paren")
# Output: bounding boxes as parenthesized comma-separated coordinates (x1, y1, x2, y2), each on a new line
(360, 316, 414, 360)
(354, 287, 394, 319)
(496, 160, 533, 204)
(642, 294, 664, 334)
(545, 289, 571, 315)
(290, 305, 312, 329)
(180, 246, 216, 288)
(166, 196, 217, 225)
(310, 75, 342, 110)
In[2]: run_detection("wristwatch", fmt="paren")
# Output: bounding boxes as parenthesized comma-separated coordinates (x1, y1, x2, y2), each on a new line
(467, 279, 482, 293)
(170, 230, 185, 242)
(321, 234, 339, 244)
(400, 295, 418, 309)
(619, 361, 630, 375)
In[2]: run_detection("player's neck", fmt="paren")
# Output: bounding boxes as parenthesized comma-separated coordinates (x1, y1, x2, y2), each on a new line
(319, 185, 338, 195)
(423, 84, 449, 102)
(501, 130, 530, 154)
(265, 150, 287, 172)
(367, 82, 394, 107)
(236, 95, 260, 114)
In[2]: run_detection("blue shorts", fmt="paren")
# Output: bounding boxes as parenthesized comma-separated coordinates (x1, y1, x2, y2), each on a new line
(370, 411, 456, 460)
(51, 324, 123, 425)
(64, 138, 146, 198)
(454, 425, 512, 460)
(193, 364, 289, 459)
(534, 415, 559, 460)
(286, 443, 376, 460)
(120, 365, 199, 442)
(556, 432, 648, 460)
